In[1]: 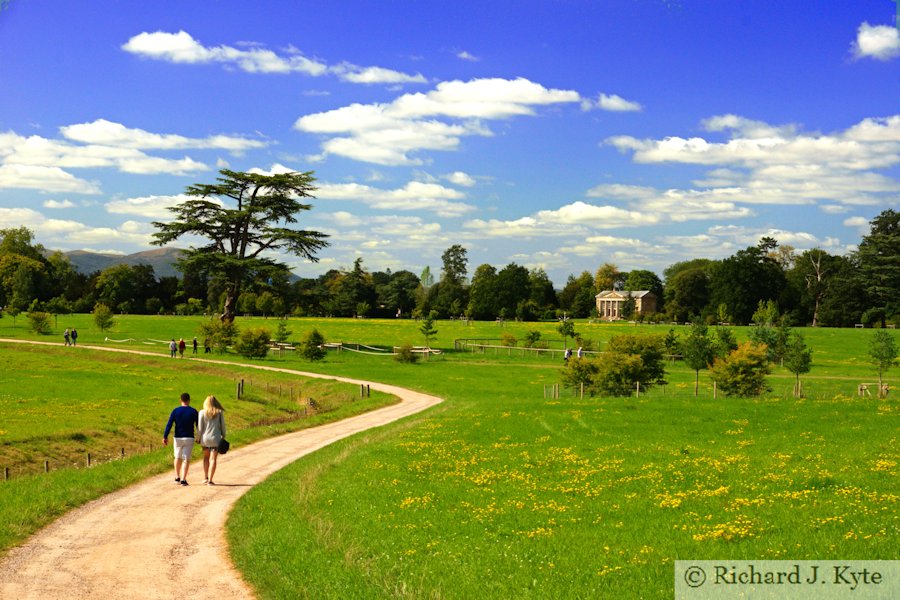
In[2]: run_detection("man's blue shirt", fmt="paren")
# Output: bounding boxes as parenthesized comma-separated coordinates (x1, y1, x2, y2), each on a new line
(164, 405, 198, 439)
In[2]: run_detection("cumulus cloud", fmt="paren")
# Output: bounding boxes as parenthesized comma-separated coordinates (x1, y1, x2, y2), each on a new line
(42, 199, 75, 209)
(0, 164, 100, 194)
(443, 171, 476, 187)
(60, 119, 268, 154)
(605, 114, 900, 210)
(581, 92, 642, 112)
(295, 77, 580, 165)
(851, 22, 900, 61)
(123, 30, 426, 84)
(457, 51, 479, 62)
(317, 180, 475, 217)
(105, 194, 201, 218)
(0, 207, 154, 249)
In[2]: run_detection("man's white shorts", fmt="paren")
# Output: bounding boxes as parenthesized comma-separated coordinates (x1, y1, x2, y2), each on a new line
(173, 437, 194, 461)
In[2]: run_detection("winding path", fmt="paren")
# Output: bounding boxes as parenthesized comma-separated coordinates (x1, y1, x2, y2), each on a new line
(0, 339, 442, 599)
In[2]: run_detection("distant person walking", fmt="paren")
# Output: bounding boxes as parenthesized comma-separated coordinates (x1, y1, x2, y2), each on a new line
(162, 393, 199, 486)
(178, 338, 186, 358)
(564, 347, 572, 364)
(197, 395, 226, 485)
(64, 329, 71, 346)
(70, 328, 77, 346)
(169, 339, 177, 358)
(192, 337, 198, 354)
(576, 346, 583, 359)
(204, 337, 211, 354)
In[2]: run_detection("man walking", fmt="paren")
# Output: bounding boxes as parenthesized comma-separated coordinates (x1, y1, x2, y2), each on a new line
(162, 393, 199, 486)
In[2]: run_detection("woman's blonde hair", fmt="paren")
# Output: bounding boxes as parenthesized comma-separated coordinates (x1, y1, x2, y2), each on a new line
(203, 395, 224, 418)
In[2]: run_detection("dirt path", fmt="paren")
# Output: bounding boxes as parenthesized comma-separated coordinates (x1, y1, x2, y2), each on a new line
(0, 339, 442, 599)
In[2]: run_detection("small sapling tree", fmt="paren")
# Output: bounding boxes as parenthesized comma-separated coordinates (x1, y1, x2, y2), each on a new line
(93, 302, 115, 332)
(681, 321, 715, 396)
(783, 332, 813, 397)
(868, 330, 897, 398)
(420, 310, 438, 349)
(299, 329, 326, 362)
(557, 319, 575, 350)
(235, 327, 271, 359)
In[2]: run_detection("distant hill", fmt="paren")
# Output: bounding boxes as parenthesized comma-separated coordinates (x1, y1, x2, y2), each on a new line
(65, 247, 185, 278)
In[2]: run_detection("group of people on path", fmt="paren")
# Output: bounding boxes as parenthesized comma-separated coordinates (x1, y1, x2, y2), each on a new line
(162, 393, 227, 486)
(169, 337, 211, 358)
(63, 328, 78, 346)
(563, 346, 584, 364)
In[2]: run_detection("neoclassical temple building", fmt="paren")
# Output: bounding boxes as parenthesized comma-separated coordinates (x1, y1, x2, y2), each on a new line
(595, 290, 657, 320)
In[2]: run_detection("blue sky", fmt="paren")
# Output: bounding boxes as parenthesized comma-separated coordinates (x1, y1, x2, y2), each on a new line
(0, 0, 897, 286)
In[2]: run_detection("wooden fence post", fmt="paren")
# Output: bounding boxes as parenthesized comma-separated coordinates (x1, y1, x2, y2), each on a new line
(87, 453, 91, 467)
(44, 460, 49, 473)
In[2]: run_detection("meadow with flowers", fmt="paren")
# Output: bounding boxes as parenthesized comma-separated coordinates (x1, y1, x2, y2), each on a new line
(0, 315, 895, 597)
(226, 321, 897, 599)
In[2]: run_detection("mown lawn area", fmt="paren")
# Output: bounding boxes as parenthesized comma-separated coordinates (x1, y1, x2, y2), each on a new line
(225, 336, 898, 599)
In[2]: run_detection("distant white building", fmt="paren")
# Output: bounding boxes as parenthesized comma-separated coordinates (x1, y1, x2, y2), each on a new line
(595, 290, 657, 320)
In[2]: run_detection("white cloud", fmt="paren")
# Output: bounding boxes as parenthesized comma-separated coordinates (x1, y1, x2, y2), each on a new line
(295, 77, 580, 165)
(457, 51, 479, 62)
(333, 64, 426, 84)
(105, 194, 200, 219)
(123, 30, 426, 84)
(317, 180, 475, 217)
(0, 208, 153, 248)
(0, 164, 100, 194)
(605, 114, 900, 210)
(443, 171, 476, 187)
(581, 92, 642, 112)
(851, 22, 900, 61)
(60, 119, 267, 154)
(42, 199, 75, 209)
(0, 128, 210, 188)
(586, 183, 656, 199)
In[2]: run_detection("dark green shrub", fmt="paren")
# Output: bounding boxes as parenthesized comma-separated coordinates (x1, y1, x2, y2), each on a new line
(709, 342, 771, 397)
(394, 344, 420, 364)
(235, 327, 272, 359)
(299, 329, 327, 362)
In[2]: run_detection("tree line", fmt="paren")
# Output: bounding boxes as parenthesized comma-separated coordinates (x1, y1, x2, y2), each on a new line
(0, 169, 896, 329)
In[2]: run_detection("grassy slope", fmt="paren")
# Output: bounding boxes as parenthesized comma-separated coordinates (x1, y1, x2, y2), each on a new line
(0, 339, 397, 555)
(223, 324, 898, 600)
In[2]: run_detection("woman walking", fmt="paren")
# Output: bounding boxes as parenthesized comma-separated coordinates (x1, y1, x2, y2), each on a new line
(197, 395, 226, 485)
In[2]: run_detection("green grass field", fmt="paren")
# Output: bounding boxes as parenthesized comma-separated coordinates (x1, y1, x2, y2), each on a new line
(0, 315, 897, 597)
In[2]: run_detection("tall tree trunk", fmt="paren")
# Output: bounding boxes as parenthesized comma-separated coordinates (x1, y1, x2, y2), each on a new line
(221, 282, 237, 323)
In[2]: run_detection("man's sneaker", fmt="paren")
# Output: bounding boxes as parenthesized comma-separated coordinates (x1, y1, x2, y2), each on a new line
(180, 480, 188, 486)
(174, 478, 181, 484)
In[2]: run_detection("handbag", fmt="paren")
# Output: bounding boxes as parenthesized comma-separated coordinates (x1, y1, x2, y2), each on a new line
(216, 412, 229, 454)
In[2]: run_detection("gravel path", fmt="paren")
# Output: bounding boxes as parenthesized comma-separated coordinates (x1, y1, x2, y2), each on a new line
(0, 339, 442, 599)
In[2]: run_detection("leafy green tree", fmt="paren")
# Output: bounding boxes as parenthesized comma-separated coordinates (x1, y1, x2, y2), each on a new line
(238, 291, 258, 315)
(235, 327, 271, 359)
(152, 169, 329, 323)
(419, 311, 438, 349)
(394, 344, 419, 364)
(783, 333, 813, 397)
(92, 302, 115, 332)
(379, 270, 419, 317)
(857, 210, 900, 328)
(594, 263, 623, 293)
(197, 318, 239, 353)
(557, 320, 576, 349)
(494, 263, 530, 318)
(467, 264, 498, 320)
(709, 342, 771, 397)
(606, 333, 667, 385)
(256, 291, 276, 318)
(274, 320, 292, 344)
(712, 326, 738, 359)
(560, 357, 599, 393)
(868, 330, 897, 398)
(709, 241, 786, 324)
(528, 268, 558, 312)
(558, 271, 594, 317)
(624, 269, 664, 306)
(592, 352, 647, 396)
(298, 329, 326, 361)
(524, 331, 542, 347)
(27, 310, 51, 335)
(681, 321, 715, 396)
